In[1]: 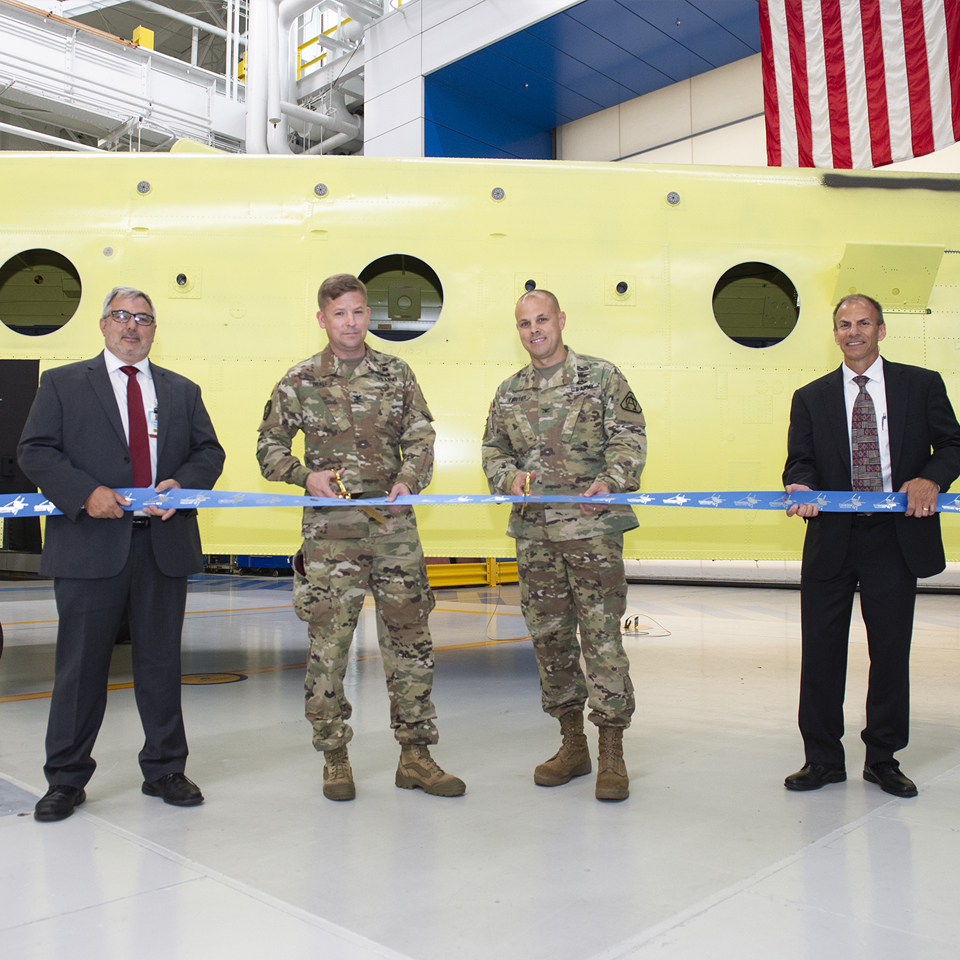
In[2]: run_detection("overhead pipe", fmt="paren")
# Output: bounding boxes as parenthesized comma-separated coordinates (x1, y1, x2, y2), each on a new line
(301, 123, 361, 155)
(335, 0, 382, 24)
(266, 2, 281, 125)
(0, 120, 101, 151)
(126, 0, 228, 40)
(280, 98, 360, 139)
(269, 0, 352, 154)
(244, 0, 270, 153)
(310, 30, 352, 54)
(251, 0, 366, 155)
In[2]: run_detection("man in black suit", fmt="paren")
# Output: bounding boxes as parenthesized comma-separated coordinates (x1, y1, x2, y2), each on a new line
(783, 293, 960, 797)
(18, 286, 224, 821)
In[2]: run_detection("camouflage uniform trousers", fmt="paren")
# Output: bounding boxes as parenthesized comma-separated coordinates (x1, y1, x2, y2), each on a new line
(515, 533, 634, 727)
(292, 511, 439, 751)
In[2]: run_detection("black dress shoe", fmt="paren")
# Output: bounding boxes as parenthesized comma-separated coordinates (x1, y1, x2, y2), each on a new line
(142, 772, 204, 806)
(864, 760, 918, 798)
(34, 785, 86, 822)
(784, 763, 846, 791)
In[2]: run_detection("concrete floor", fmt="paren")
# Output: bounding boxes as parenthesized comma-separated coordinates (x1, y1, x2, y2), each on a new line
(1, 574, 959, 959)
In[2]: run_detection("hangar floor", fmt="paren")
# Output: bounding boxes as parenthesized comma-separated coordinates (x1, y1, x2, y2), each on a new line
(1, 574, 959, 960)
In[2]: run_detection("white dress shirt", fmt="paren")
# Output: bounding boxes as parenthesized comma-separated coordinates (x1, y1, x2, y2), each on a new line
(103, 348, 158, 486)
(841, 355, 891, 492)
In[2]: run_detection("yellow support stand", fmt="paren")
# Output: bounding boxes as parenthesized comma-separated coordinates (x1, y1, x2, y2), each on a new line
(426, 559, 518, 589)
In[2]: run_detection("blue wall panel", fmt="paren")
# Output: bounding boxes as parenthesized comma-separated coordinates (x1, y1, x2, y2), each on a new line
(423, 0, 761, 160)
(424, 78, 553, 159)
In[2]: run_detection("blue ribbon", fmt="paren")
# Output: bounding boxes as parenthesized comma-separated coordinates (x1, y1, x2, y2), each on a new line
(3, 489, 959, 518)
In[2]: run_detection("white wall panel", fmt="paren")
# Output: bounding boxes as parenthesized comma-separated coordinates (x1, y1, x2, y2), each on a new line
(886, 140, 960, 173)
(690, 116, 766, 166)
(558, 55, 763, 167)
(420, 0, 577, 71)
(621, 139, 693, 165)
(365, 0, 422, 59)
(364, 34, 423, 92)
(363, 0, 582, 155)
(620, 81, 693, 160)
(364, 116, 424, 157)
(690, 55, 762, 132)
(365, 76, 424, 141)
(555, 103, 618, 162)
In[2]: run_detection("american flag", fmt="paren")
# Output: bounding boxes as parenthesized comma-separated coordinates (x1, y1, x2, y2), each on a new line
(759, 0, 960, 168)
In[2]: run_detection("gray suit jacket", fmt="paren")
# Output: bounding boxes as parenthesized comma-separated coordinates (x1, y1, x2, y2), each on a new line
(18, 353, 225, 579)
(783, 359, 960, 580)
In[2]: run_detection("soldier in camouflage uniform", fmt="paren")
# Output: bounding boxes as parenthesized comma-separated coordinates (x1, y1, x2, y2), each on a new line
(481, 289, 646, 801)
(257, 274, 464, 801)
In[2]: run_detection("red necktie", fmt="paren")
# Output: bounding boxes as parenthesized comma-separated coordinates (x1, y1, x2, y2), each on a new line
(121, 365, 152, 487)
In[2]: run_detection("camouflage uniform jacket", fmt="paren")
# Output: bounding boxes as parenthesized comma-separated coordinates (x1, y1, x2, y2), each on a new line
(482, 347, 646, 541)
(257, 344, 435, 539)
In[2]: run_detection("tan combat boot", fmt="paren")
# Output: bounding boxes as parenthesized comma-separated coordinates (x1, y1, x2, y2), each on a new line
(323, 745, 356, 801)
(534, 710, 591, 786)
(396, 744, 466, 796)
(595, 725, 629, 801)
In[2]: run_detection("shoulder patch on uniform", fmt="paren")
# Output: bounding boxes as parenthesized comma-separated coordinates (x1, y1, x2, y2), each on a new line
(262, 397, 273, 421)
(620, 392, 642, 414)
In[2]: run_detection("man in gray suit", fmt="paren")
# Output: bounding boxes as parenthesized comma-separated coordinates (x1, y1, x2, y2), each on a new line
(18, 286, 224, 821)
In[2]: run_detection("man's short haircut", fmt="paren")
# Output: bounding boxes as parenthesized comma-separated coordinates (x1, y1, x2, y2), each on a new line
(833, 293, 884, 329)
(102, 286, 155, 319)
(318, 274, 367, 310)
(516, 288, 561, 314)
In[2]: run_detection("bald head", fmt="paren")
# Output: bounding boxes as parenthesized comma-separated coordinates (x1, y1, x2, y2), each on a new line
(515, 288, 567, 368)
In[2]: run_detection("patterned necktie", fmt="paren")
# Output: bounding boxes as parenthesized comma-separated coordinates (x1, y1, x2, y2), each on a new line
(121, 365, 152, 487)
(851, 375, 882, 491)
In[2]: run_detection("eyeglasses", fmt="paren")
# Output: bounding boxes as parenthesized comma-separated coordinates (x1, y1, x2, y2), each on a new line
(107, 309, 155, 326)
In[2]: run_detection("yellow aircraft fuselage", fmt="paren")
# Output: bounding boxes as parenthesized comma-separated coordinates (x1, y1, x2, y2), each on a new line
(1, 152, 958, 561)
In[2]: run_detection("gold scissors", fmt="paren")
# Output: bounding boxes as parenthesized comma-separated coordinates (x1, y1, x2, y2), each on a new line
(331, 469, 387, 524)
(520, 471, 531, 517)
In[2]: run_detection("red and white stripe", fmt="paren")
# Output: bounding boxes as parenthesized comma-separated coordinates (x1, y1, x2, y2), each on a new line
(760, 0, 960, 169)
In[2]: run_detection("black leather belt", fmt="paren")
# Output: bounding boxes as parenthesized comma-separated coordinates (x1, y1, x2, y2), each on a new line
(132, 516, 151, 529)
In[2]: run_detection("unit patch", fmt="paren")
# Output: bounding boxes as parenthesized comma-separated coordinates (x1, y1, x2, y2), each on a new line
(620, 392, 643, 414)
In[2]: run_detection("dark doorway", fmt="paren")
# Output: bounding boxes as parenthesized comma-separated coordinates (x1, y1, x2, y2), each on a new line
(0, 359, 42, 552)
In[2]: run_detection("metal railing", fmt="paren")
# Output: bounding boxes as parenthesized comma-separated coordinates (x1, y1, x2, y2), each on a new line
(297, 16, 352, 80)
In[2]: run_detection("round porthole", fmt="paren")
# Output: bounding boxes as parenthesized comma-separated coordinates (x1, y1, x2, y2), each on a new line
(358, 254, 442, 342)
(0, 249, 82, 336)
(712, 262, 799, 348)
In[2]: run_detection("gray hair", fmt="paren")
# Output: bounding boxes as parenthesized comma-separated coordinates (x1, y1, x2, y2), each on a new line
(102, 286, 156, 320)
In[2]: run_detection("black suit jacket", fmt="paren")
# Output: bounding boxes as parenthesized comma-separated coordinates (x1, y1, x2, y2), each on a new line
(783, 359, 960, 580)
(18, 353, 225, 579)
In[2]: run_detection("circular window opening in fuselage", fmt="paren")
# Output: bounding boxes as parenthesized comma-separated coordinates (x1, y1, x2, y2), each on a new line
(712, 262, 799, 348)
(0, 249, 82, 336)
(359, 254, 442, 342)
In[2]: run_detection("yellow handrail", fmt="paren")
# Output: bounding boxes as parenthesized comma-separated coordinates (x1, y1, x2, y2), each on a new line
(297, 16, 352, 80)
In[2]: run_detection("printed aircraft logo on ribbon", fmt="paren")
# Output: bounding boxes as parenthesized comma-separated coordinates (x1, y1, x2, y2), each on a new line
(10, 489, 954, 516)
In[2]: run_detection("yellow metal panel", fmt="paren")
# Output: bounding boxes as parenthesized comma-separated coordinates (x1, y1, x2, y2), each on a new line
(2, 155, 960, 562)
(832, 242, 944, 309)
